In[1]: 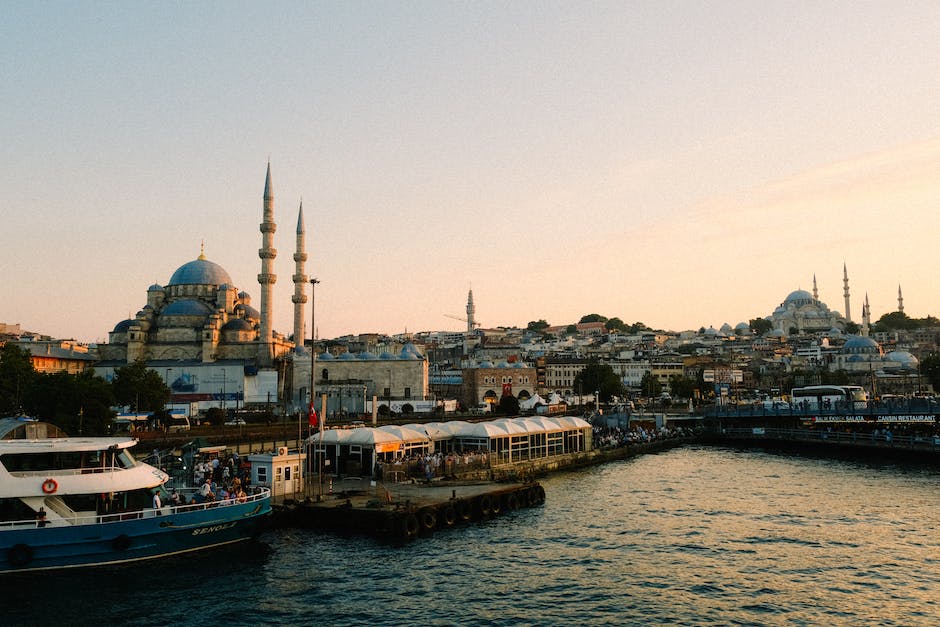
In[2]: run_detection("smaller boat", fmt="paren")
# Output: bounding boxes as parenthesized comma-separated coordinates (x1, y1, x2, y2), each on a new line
(0, 416, 271, 573)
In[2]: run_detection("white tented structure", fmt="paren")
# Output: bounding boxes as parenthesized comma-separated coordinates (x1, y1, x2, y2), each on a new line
(307, 416, 592, 478)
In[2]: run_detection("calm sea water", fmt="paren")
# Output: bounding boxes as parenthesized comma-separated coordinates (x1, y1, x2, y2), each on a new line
(9, 446, 940, 626)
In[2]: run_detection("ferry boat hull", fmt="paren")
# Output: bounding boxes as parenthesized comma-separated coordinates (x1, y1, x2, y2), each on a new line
(1, 498, 270, 573)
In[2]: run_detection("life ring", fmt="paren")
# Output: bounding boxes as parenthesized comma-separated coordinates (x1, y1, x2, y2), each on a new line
(7, 543, 33, 567)
(41, 479, 58, 494)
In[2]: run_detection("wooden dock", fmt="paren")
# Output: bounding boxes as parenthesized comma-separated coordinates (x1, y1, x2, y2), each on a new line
(270, 478, 545, 540)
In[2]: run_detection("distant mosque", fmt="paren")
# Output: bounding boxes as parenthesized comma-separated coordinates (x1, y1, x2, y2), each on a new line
(96, 164, 309, 409)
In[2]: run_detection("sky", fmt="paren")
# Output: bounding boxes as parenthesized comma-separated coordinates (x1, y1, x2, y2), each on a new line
(3, 2, 940, 344)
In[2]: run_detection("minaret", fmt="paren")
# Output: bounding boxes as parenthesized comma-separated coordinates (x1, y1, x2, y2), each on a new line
(466, 288, 476, 335)
(291, 200, 308, 354)
(812, 274, 818, 301)
(842, 263, 852, 323)
(258, 162, 277, 366)
(898, 284, 904, 314)
(862, 293, 871, 337)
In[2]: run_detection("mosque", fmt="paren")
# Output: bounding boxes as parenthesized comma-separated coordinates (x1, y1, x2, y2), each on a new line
(95, 164, 301, 411)
(767, 266, 851, 336)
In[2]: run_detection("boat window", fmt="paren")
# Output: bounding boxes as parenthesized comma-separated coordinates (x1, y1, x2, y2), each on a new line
(117, 449, 137, 469)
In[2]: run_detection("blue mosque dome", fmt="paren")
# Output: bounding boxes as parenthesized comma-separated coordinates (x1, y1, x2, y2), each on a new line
(378, 351, 397, 360)
(168, 257, 233, 287)
(339, 351, 357, 360)
(841, 335, 882, 355)
(318, 351, 334, 361)
(358, 351, 376, 360)
(112, 319, 134, 333)
(162, 299, 214, 317)
(221, 318, 253, 332)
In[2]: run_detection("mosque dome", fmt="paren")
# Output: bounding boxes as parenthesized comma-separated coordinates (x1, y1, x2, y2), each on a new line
(783, 290, 814, 307)
(317, 351, 334, 361)
(148, 284, 163, 292)
(400, 343, 424, 359)
(378, 352, 397, 360)
(168, 257, 233, 287)
(112, 319, 134, 333)
(841, 335, 882, 355)
(478, 360, 495, 368)
(221, 318, 253, 332)
(734, 322, 750, 333)
(885, 350, 918, 368)
(234, 303, 261, 321)
(162, 299, 214, 317)
(358, 351, 376, 360)
(339, 351, 357, 360)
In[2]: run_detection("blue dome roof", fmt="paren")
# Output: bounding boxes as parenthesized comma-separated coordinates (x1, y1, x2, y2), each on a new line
(339, 352, 357, 360)
(168, 258, 233, 287)
(234, 303, 260, 320)
(318, 351, 334, 361)
(112, 319, 134, 333)
(221, 318, 253, 331)
(842, 335, 881, 354)
(378, 352, 397, 360)
(358, 352, 376, 360)
(162, 299, 213, 317)
(148, 283, 163, 292)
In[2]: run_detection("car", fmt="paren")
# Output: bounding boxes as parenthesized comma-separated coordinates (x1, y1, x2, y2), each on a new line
(224, 418, 247, 426)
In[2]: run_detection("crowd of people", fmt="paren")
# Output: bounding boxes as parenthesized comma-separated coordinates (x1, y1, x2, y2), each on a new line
(592, 423, 701, 449)
(374, 450, 491, 482)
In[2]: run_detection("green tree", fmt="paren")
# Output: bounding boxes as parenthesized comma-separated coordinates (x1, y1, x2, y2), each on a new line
(111, 361, 170, 412)
(668, 375, 697, 400)
(640, 371, 662, 398)
(0, 344, 37, 415)
(844, 321, 861, 335)
(204, 406, 225, 426)
(497, 394, 520, 416)
(565, 324, 577, 335)
(579, 313, 608, 324)
(526, 319, 550, 333)
(874, 311, 915, 332)
(605, 317, 627, 332)
(24, 370, 114, 435)
(749, 318, 773, 335)
(919, 353, 940, 393)
(627, 322, 651, 333)
(574, 363, 625, 403)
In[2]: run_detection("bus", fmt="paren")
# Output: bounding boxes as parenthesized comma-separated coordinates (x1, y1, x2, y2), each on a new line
(790, 385, 868, 411)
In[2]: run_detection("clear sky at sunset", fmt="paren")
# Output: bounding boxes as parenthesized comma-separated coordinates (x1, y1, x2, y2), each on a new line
(3, 3, 940, 344)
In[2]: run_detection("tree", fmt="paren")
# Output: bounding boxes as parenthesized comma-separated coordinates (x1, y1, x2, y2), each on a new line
(844, 321, 860, 335)
(497, 394, 520, 416)
(579, 314, 608, 324)
(0, 344, 36, 415)
(874, 311, 915, 332)
(111, 361, 170, 412)
(24, 370, 114, 435)
(919, 353, 940, 393)
(605, 317, 627, 332)
(749, 318, 773, 335)
(640, 371, 662, 398)
(668, 375, 697, 400)
(565, 324, 577, 335)
(526, 319, 550, 333)
(574, 363, 625, 403)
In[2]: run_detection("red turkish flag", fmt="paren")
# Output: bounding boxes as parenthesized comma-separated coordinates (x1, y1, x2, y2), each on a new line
(308, 401, 318, 428)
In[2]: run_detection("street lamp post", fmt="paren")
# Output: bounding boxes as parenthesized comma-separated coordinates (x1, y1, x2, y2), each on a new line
(310, 278, 320, 500)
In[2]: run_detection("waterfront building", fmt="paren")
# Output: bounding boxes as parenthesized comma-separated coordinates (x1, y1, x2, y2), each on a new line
(461, 360, 537, 409)
(9, 338, 97, 375)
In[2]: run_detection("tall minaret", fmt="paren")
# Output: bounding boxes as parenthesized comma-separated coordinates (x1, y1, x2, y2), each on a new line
(292, 200, 308, 354)
(861, 293, 871, 337)
(842, 263, 852, 323)
(466, 288, 476, 335)
(898, 284, 904, 314)
(258, 162, 277, 366)
(812, 274, 818, 301)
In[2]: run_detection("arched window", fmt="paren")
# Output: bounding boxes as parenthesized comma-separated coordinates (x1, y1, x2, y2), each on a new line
(322, 368, 329, 381)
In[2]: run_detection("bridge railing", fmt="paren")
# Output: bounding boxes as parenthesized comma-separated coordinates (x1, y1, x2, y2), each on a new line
(719, 427, 940, 451)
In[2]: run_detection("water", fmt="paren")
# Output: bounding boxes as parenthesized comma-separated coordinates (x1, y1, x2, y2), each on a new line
(9, 446, 940, 625)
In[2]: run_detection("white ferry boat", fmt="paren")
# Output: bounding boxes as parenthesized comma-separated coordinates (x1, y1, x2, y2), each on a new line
(0, 416, 271, 573)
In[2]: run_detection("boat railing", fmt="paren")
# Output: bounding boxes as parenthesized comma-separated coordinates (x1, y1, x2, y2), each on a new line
(0, 487, 271, 529)
(11, 466, 123, 478)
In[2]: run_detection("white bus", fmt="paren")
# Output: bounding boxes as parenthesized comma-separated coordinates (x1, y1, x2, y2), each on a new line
(790, 385, 868, 411)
